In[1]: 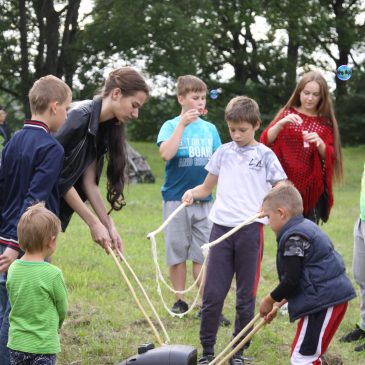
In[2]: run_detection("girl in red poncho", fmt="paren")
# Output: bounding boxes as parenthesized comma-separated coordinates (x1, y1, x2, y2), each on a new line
(260, 71, 343, 223)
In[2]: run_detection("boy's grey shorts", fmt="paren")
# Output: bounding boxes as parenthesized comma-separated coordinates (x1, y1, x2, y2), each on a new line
(163, 200, 213, 266)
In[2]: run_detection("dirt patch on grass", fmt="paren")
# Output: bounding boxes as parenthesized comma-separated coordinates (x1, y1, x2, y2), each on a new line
(321, 353, 344, 365)
(65, 304, 98, 327)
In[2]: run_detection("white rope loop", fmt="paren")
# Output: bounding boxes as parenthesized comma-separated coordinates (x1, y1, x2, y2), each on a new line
(149, 233, 206, 294)
(155, 258, 207, 318)
(147, 202, 207, 316)
(147, 203, 264, 318)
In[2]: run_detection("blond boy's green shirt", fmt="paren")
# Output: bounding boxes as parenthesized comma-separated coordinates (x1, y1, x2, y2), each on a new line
(361, 163, 365, 221)
(6, 260, 68, 354)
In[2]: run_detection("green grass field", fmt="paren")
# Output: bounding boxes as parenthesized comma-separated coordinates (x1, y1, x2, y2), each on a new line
(56, 143, 365, 365)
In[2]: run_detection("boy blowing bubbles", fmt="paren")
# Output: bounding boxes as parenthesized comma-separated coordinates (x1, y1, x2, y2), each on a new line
(157, 75, 222, 316)
(259, 182, 355, 364)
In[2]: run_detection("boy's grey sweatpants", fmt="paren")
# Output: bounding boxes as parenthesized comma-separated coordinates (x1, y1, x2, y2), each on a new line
(352, 218, 365, 330)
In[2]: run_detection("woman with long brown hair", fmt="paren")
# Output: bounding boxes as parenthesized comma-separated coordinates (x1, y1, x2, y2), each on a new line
(260, 70, 343, 223)
(55, 67, 150, 252)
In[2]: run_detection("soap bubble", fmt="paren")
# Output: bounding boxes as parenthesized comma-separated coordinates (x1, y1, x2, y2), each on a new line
(336, 65, 352, 81)
(210, 89, 219, 100)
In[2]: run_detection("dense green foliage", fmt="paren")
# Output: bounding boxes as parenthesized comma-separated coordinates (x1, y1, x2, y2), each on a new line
(0, 0, 365, 143)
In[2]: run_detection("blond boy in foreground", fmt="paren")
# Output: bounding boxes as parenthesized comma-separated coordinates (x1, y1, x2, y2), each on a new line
(7, 203, 68, 365)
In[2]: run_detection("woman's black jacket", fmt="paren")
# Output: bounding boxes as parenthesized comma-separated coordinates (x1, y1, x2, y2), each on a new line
(54, 97, 105, 231)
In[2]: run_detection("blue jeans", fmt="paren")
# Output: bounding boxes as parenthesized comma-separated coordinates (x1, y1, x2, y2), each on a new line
(0, 245, 11, 365)
(10, 350, 56, 365)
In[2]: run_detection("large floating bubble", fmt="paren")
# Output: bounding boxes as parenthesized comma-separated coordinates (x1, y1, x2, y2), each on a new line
(210, 89, 219, 100)
(336, 65, 352, 81)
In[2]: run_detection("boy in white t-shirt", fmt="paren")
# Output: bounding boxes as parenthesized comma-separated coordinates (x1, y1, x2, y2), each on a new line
(182, 96, 287, 365)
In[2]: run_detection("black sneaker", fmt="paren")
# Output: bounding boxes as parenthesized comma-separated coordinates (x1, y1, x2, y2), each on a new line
(229, 354, 245, 365)
(171, 299, 188, 314)
(198, 354, 215, 364)
(340, 324, 365, 343)
(355, 342, 365, 352)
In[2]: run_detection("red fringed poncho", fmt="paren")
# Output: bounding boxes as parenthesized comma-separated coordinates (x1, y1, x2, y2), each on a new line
(260, 108, 335, 217)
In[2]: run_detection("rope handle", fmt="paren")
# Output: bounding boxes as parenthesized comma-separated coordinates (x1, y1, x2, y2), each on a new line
(147, 202, 187, 239)
(201, 212, 264, 255)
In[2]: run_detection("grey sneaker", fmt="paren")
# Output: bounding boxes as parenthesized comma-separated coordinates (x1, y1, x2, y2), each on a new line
(229, 354, 245, 365)
(198, 354, 215, 364)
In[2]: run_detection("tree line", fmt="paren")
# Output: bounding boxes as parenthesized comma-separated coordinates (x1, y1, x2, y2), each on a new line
(0, 0, 364, 144)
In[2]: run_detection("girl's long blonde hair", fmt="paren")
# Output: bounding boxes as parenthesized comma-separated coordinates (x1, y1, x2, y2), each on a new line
(284, 71, 343, 183)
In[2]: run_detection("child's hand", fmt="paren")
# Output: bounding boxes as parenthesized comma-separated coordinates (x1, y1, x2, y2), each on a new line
(180, 109, 200, 126)
(265, 304, 280, 323)
(182, 190, 194, 205)
(258, 209, 267, 218)
(0, 247, 19, 272)
(259, 294, 276, 322)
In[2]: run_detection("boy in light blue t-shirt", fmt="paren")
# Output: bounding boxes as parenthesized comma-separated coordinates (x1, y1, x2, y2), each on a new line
(156, 75, 226, 320)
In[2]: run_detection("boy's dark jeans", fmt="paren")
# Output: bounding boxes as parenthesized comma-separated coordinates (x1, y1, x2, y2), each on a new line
(9, 350, 56, 365)
(200, 222, 263, 355)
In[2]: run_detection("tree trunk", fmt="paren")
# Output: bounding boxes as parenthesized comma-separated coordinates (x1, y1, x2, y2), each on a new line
(285, 18, 299, 99)
(58, 0, 81, 87)
(18, 0, 31, 116)
(333, 0, 350, 98)
(41, 0, 61, 76)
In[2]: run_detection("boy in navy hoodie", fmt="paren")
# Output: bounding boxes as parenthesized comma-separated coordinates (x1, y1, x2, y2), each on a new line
(0, 75, 71, 365)
(260, 181, 355, 364)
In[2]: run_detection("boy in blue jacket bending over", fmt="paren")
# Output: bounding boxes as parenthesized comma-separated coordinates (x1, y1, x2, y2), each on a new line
(260, 181, 355, 365)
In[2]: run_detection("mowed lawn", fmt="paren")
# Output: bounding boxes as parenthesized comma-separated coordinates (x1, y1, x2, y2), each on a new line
(55, 143, 365, 365)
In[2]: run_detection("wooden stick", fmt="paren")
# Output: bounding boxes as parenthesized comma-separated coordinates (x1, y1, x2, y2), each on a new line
(210, 313, 261, 365)
(216, 318, 267, 365)
(115, 248, 170, 343)
(107, 247, 165, 346)
(213, 307, 279, 365)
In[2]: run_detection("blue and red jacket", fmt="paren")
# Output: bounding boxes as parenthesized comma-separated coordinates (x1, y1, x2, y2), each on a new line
(0, 120, 64, 251)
